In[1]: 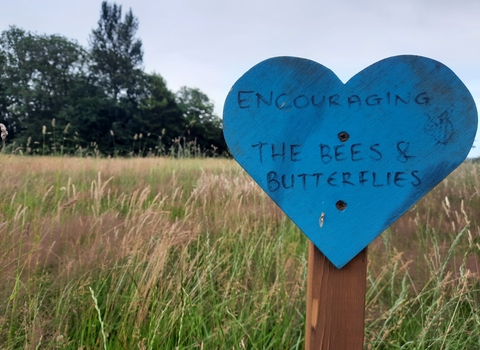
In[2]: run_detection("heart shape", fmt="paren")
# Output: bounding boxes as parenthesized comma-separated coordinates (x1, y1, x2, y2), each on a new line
(223, 56, 477, 268)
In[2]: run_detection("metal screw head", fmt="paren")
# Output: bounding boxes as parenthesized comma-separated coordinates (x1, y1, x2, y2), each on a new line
(336, 200, 347, 211)
(338, 132, 349, 142)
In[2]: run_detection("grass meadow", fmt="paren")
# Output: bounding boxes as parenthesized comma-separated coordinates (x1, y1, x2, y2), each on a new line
(0, 155, 479, 349)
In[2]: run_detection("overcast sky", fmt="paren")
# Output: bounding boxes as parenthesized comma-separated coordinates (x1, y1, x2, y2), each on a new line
(2, 0, 480, 156)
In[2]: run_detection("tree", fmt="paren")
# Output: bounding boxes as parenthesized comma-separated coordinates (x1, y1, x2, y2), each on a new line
(0, 26, 89, 149)
(0, 6, 226, 157)
(89, 1, 143, 101)
(0, 27, 38, 139)
(175, 86, 226, 155)
(135, 73, 183, 155)
(85, 1, 146, 155)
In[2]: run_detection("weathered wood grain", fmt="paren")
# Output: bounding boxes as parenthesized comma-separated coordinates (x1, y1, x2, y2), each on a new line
(305, 241, 367, 349)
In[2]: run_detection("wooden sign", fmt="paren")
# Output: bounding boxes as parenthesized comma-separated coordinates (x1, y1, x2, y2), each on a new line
(223, 55, 477, 269)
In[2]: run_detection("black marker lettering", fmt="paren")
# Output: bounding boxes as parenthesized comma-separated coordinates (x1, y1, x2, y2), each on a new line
(294, 95, 309, 108)
(351, 143, 362, 161)
(312, 95, 326, 106)
(396, 141, 415, 163)
(395, 93, 410, 105)
(238, 90, 254, 108)
(359, 171, 369, 186)
(372, 172, 384, 187)
(320, 144, 332, 164)
(415, 92, 430, 106)
(394, 172, 406, 187)
(327, 172, 338, 186)
(329, 94, 340, 106)
(271, 143, 286, 161)
(334, 145, 346, 161)
(342, 172, 354, 186)
(348, 95, 361, 107)
(298, 174, 308, 189)
(387, 172, 392, 186)
(366, 94, 382, 106)
(267, 171, 280, 192)
(411, 170, 421, 186)
(275, 93, 290, 109)
(290, 144, 301, 162)
(282, 174, 294, 189)
(256, 91, 273, 107)
(251, 142, 268, 163)
(370, 144, 382, 161)
(312, 173, 323, 187)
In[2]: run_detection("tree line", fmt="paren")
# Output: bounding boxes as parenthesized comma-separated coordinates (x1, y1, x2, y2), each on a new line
(0, 1, 226, 156)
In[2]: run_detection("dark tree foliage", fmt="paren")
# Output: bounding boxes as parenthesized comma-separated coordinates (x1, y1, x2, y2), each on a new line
(87, 1, 147, 155)
(135, 73, 184, 155)
(0, 2, 227, 156)
(89, 1, 143, 101)
(176, 86, 226, 155)
(0, 27, 90, 150)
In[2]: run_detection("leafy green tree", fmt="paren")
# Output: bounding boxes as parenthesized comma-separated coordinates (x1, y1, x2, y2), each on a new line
(0, 27, 89, 150)
(0, 27, 38, 139)
(135, 73, 183, 155)
(89, 1, 143, 101)
(85, 1, 146, 155)
(0, 5, 226, 157)
(175, 86, 226, 155)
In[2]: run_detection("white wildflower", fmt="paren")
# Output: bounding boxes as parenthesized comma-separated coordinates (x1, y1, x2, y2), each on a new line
(0, 123, 8, 141)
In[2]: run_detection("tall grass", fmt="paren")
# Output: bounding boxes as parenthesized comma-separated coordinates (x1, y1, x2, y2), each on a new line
(0, 155, 479, 349)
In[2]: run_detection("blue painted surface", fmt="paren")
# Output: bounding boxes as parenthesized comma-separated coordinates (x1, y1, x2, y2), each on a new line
(223, 56, 478, 268)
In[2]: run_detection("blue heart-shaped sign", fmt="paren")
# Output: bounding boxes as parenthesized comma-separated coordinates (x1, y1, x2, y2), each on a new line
(223, 56, 477, 268)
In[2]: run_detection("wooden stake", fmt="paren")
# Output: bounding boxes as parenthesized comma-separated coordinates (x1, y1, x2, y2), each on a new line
(305, 241, 368, 350)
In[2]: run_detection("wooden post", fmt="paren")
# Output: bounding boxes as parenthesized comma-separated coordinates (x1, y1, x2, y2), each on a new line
(305, 242, 368, 350)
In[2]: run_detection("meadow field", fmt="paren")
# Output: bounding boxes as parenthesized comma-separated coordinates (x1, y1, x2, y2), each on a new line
(0, 155, 479, 349)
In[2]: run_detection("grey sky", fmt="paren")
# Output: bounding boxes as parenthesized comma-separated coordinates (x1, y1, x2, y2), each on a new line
(2, 0, 480, 155)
